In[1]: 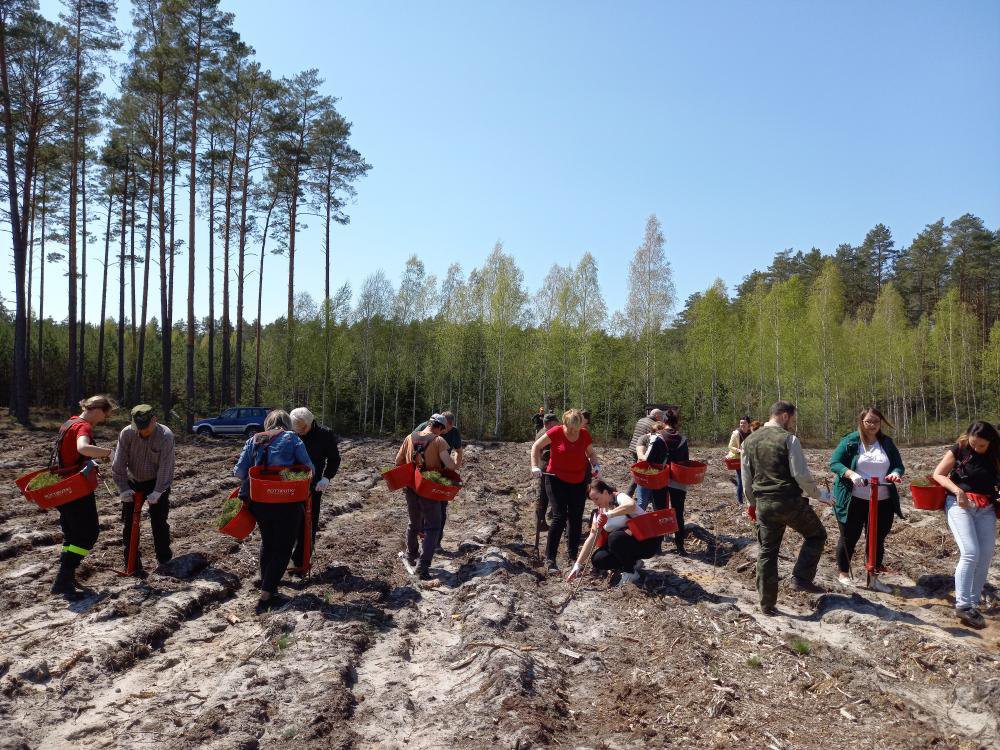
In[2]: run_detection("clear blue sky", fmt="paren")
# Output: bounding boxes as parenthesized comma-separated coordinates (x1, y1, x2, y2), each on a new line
(20, 0, 1000, 325)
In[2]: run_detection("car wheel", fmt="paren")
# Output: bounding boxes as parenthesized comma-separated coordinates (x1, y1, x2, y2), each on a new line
(196, 426, 212, 437)
(244, 425, 259, 438)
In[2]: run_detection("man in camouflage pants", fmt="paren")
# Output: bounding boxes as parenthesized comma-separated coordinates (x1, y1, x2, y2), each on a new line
(741, 401, 833, 615)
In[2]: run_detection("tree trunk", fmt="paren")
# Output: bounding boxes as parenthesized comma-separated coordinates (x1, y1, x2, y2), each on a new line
(96, 182, 114, 390)
(135, 151, 156, 404)
(235, 108, 256, 405)
(67, 8, 83, 408)
(252, 199, 275, 406)
(79, 151, 88, 392)
(117, 152, 129, 400)
(220, 123, 237, 407)
(186, 17, 202, 431)
(36, 170, 47, 405)
(158, 86, 171, 418)
(207, 131, 216, 407)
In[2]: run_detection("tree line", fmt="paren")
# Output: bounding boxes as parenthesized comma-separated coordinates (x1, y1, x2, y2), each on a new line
(1, 0, 369, 432)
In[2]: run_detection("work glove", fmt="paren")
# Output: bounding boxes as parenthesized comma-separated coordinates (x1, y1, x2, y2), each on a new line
(531, 466, 542, 478)
(316, 477, 330, 491)
(818, 489, 834, 505)
(747, 505, 757, 522)
(849, 472, 867, 487)
(885, 474, 902, 484)
(592, 464, 601, 477)
(147, 491, 162, 505)
(119, 489, 134, 502)
(566, 563, 582, 582)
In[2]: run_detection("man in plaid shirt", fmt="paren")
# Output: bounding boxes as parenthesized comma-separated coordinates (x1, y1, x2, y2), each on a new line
(112, 405, 176, 570)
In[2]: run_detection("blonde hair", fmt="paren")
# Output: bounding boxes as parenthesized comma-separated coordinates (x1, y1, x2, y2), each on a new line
(79, 395, 117, 413)
(649, 421, 667, 432)
(264, 409, 292, 431)
(562, 409, 584, 429)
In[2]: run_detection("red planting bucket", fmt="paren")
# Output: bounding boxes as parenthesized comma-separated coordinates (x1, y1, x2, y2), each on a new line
(382, 463, 415, 492)
(670, 460, 708, 485)
(219, 489, 256, 539)
(909, 479, 946, 511)
(631, 461, 671, 489)
(723, 457, 741, 471)
(627, 508, 679, 540)
(413, 468, 463, 501)
(16, 463, 99, 509)
(248, 464, 312, 503)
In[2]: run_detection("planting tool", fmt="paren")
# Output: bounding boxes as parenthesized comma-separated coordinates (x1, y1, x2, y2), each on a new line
(865, 477, 883, 590)
(117, 491, 144, 577)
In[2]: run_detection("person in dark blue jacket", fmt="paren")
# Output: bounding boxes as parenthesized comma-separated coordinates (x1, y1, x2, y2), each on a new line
(233, 410, 314, 613)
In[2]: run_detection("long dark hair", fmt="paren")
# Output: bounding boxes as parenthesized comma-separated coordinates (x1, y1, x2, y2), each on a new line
(958, 421, 1000, 472)
(857, 406, 893, 442)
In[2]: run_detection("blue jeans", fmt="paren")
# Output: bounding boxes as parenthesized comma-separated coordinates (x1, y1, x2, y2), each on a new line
(945, 496, 997, 609)
(735, 470, 744, 505)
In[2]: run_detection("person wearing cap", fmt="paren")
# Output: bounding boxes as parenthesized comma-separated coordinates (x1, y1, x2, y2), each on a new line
(50, 395, 116, 596)
(112, 404, 177, 572)
(534, 413, 559, 532)
(289, 407, 341, 570)
(626, 407, 664, 496)
(394, 413, 458, 580)
(413, 411, 463, 550)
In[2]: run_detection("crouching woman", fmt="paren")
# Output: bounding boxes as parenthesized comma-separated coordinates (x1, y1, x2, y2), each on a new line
(566, 479, 659, 586)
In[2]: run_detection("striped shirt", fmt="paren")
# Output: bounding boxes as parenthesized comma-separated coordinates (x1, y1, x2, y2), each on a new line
(629, 416, 655, 452)
(112, 423, 176, 495)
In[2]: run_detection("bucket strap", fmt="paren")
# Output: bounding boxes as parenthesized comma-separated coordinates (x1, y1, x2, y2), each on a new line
(51, 417, 84, 469)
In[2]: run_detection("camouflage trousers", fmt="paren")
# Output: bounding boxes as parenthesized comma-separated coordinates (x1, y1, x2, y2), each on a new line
(756, 495, 827, 608)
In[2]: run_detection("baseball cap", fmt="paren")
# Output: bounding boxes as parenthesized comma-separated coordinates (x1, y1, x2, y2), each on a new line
(131, 404, 155, 428)
(543, 412, 558, 423)
(429, 413, 447, 427)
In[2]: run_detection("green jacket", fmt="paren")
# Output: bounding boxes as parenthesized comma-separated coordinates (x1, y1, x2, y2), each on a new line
(829, 431, 905, 524)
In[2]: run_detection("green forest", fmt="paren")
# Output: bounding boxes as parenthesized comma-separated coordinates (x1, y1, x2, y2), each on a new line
(2, 2, 999, 444)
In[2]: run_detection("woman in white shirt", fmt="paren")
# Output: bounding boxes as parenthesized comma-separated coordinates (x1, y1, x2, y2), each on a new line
(566, 479, 659, 586)
(829, 407, 905, 592)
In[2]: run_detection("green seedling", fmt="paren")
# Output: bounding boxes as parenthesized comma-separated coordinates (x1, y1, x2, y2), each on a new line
(790, 637, 812, 656)
(746, 655, 763, 669)
(279, 470, 311, 482)
(217, 496, 241, 528)
(26, 471, 62, 491)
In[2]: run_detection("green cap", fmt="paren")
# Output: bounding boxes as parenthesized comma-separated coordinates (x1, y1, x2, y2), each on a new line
(131, 404, 155, 428)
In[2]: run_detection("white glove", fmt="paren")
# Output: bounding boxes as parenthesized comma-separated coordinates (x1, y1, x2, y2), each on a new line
(849, 472, 867, 487)
(316, 477, 330, 491)
(818, 489, 833, 505)
(119, 490, 134, 502)
(531, 466, 542, 478)
(592, 464, 601, 477)
(566, 563, 582, 582)
(147, 491, 162, 505)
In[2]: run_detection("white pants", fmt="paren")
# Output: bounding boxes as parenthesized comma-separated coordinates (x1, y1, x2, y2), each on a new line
(945, 496, 997, 609)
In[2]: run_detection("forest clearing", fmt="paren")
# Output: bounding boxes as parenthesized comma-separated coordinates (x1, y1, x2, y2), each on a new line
(1, 422, 997, 749)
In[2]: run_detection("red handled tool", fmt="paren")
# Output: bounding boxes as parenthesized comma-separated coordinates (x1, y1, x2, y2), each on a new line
(865, 477, 879, 588)
(117, 491, 144, 577)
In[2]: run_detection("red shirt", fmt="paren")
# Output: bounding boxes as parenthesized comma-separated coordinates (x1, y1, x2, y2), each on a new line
(545, 425, 592, 484)
(59, 417, 93, 469)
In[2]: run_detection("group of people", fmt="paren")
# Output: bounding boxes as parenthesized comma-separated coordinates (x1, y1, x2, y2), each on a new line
(45, 397, 341, 615)
(39, 394, 1000, 629)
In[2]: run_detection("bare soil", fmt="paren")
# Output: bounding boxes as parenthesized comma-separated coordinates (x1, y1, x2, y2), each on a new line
(0, 423, 998, 749)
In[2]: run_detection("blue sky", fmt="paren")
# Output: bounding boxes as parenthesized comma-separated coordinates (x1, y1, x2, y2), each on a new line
(21, 0, 1000, 324)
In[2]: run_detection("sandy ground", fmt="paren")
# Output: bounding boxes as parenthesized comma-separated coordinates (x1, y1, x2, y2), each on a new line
(0, 423, 998, 750)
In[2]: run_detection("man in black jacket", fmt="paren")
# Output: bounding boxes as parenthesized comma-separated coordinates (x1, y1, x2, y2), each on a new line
(289, 407, 341, 569)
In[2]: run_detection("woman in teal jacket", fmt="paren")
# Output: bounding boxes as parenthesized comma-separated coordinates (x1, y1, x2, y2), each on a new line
(829, 407, 905, 592)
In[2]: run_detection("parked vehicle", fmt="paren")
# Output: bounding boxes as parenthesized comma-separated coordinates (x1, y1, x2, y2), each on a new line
(193, 407, 269, 437)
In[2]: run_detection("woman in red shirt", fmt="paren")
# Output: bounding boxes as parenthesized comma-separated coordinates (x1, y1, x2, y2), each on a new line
(51, 395, 115, 596)
(530, 408, 601, 575)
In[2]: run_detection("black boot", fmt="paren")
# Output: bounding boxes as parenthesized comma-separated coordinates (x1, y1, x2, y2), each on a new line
(51, 553, 78, 595)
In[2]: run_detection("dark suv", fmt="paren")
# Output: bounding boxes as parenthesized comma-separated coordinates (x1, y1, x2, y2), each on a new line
(192, 407, 269, 437)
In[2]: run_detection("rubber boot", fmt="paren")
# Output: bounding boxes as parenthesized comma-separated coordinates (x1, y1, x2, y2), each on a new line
(51, 552, 78, 595)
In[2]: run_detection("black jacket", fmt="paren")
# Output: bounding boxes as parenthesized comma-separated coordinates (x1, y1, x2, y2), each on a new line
(301, 423, 341, 486)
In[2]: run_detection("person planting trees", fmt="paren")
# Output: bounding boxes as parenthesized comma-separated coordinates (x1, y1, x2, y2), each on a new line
(289, 407, 341, 571)
(111, 405, 176, 573)
(626, 407, 663, 496)
(567, 478, 658, 587)
(829, 407, 905, 592)
(741, 401, 832, 615)
(727, 416, 753, 505)
(657, 408, 691, 555)
(395, 413, 458, 580)
(233, 410, 314, 614)
(534, 413, 559, 532)
(414, 411, 463, 551)
(931, 421, 1000, 630)
(49, 395, 116, 596)
(635, 422, 668, 512)
(530, 408, 602, 575)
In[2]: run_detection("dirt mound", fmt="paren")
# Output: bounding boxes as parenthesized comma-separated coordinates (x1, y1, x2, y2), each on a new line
(0, 427, 997, 748)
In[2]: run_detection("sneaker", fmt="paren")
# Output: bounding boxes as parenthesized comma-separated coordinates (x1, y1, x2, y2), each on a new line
(537, 519, 549, 532)
(956, 607, 986, 629)
(633, 560, 645, 574)
(867, 576, 893, 594)
(545, 560, 560, 575)
(416, 566, 432, 581)
(674, 542, 688, 557)
(790, 576, 824, 594)
(619, 571, 641, 586)
(608, 571, 622, 587)
(760, 603, 778, 616)
(837, 573, 853, 588)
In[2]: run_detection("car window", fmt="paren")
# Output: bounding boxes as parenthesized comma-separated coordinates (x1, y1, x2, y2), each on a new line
(220, 408, 237, 419)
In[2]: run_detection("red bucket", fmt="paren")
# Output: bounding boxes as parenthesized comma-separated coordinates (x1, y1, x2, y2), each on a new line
(627, 508, 679, 540)
(248, 464, 312, 503)
(16, 463, 99, 508)
(910, 479, 946, 511)
(670, 460, 708, 485)
(219, 488, 256, 539)
(382, 463, 415, 491)
(723, 457, 741, 471)
(413, 468, 462, 501)
(631, 461, 671, 489)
